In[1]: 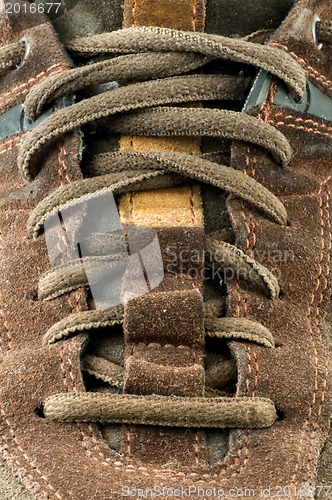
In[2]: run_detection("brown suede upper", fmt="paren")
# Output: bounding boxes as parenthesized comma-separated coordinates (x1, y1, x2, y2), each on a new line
(0, 0, 330, 499)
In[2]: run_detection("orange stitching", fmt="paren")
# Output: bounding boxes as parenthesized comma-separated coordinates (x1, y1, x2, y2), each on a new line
(132, 0, 137, 27)
(0, 63, 68, 110)
(241, 212, 251, 251)
(257, 79, 277, 122)
(47, 104, 330, 487)
(56, 140, 100, 461)
(272, 113, 332, 131)
(269, 42, 332, 90)
(56, 141, 106, 464)
(236, 137, 260, 481)
(0, 127, 64, 497)
(0, 132, 29, 157)
(241, 146, 254, 252)
(291, 180, 331, 486)
(126, 428, 131, 455)
(261, 79, 278, 122)
(56, 143, 72, 255)
(0, 232, 11, 352)
(58, 145, 71, 185)
(0, 362, 63, 497)
(192, 0, 197, 32)
(258, 81, 274, 119)
(0, 446, 37, 491)
(268, 120, 332, 139)
(235, 282, 241, 318)
(0, 406, 62, 498)
(134, 341, 196, 355)
(66, 347, 78, 390)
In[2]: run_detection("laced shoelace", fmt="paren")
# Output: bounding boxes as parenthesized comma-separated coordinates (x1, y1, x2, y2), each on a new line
(1, 22, 330, 429)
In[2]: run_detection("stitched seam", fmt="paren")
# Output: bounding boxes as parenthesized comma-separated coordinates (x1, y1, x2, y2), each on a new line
(55, 150, 109, 465)
(268, 119, 332, 139)
(229, 116, 268, 480)
(0, 132, 29, 157)
(260, 79, 278, 122)
(0, 63, 68, 110)
(192, 0, 197, 32)
(0, 409, 62, 498)
(0, 224, 11, 351)
(0, 297, 60, 496)
(126, 428, 131, 456)
(218, 282, 249, 479)
(237, 144, 260, 479)
(63, 341, 113, 466)
(269, 42, 332, 90)
(291, 178, 331, 487)
(0, 139, 62, 497)
(132, 0, 137, 27)
(272, 113, 332, 131)
(134, 342, 198, 353)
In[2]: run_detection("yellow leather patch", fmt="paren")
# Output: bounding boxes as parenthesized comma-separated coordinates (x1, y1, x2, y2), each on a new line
(122, 0, 206, 31)
(119, 0, 206, 229)
(119, 135, 201, 155)
(119, 185, 204, 227)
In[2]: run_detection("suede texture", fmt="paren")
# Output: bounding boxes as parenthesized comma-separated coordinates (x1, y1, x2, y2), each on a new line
(0, 0, 330, 499)
(205, 0, 295, 37)
(0, 8, 69, 115)
(221, 0, 332, 489)
(268, 0, 332, 98)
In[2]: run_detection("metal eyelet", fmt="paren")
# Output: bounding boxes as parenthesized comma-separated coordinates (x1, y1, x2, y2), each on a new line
(312, 14, 323, 50)
(16, 34, 31, 69)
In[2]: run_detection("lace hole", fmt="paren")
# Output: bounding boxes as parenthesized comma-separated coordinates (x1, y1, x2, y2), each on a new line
(17, 35, 31, 68)
(276, 408, 285, 421)
(35, 405, 45, 419)
(312, 15, 323, 50)
(27, 290, 39, 302)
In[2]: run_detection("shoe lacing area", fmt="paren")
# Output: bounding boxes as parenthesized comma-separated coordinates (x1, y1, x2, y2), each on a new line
(1, 24, 328, 429)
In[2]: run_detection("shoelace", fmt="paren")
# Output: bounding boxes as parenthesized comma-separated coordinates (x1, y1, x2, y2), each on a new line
(1, 22, 330, 429)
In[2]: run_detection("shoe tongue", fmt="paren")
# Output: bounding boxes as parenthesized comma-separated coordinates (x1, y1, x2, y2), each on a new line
(52, 0, 124, 40)
(53, 0, 295, 40)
